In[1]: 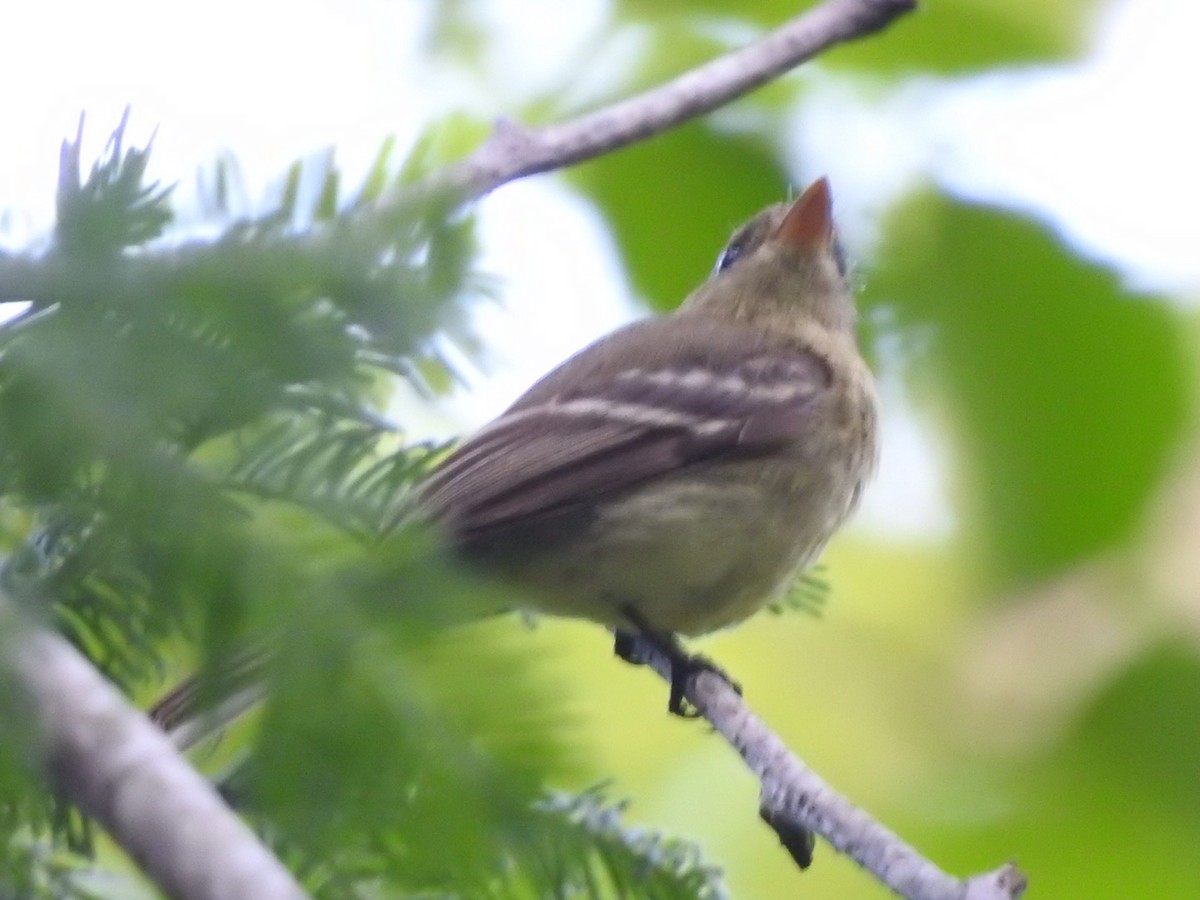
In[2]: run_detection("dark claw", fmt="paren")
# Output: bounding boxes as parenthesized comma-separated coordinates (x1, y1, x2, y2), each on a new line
(760, 805, 815, 870)
(668, 663, 691, 717)
(668, 653, 742, 717)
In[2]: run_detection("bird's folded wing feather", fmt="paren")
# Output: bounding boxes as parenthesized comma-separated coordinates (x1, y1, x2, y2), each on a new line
(420, 317, 832, 540)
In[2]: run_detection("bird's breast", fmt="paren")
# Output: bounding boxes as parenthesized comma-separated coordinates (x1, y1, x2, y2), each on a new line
(513, 406, 874, 636)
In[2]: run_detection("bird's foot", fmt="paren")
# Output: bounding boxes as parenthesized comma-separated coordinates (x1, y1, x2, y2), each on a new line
(613, 613, 742, 717)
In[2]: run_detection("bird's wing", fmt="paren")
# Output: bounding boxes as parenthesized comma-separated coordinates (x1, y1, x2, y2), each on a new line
(420, 317, 832, 540)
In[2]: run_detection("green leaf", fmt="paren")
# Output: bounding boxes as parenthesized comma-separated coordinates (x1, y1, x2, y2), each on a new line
(827, 0, 1097, 73)
(867, 192, 1191, 585)
(964, 644, 1200, 899)
(615, 0, 1099, 73)
(1073, 643, 1200, 817)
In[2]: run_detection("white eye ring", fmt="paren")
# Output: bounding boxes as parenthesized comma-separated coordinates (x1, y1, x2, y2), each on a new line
(713, 242, 744, 274)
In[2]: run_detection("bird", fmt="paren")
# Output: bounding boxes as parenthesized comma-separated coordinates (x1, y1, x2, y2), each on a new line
(151, 176, 876, 749)
(418, 177, 878, 713)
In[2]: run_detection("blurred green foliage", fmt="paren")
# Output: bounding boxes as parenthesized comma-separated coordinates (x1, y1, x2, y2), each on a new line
(944, 644, 1200, 898)
(867, 193, 1191, 585)
(617, 0, 1095, 75)
(0, 118, 727, 899)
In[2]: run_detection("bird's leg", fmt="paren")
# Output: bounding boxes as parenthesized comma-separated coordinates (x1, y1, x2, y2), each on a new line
(614, 607, 742, 717)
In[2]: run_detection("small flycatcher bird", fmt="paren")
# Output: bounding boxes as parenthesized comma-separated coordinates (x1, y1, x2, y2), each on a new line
(419, 177, 878, 707)
(151, 177, 877, 748)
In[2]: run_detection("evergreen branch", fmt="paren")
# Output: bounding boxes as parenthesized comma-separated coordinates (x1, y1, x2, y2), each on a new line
(192, 776, 728, 900)
(767, 566, 830, 617)
(222, 412, 443, 538)
(1, 834, 143, 900)
(2, 126, 478, 396)
(0, 127, 464, 704)
(523, 786, 728, 900)
(56, 108, 174, 256)
(0, 589, 311, 900)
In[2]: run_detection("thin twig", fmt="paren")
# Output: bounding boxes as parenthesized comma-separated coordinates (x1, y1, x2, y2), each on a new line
(0, 592, 311, 900)
(385, 0, 916, 207)
(624, 637, 1027, 900)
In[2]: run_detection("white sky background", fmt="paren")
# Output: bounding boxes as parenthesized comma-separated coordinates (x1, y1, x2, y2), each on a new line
(1, 0, 1196, 539)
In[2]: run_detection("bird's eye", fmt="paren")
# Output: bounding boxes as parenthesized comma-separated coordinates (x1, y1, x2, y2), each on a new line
(713, 240, 745, 274)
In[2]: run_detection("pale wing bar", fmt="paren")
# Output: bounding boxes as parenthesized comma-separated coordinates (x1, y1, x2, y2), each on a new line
(421, 351, 831, 540)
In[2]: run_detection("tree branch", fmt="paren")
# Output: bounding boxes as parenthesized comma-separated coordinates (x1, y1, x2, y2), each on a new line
(625, 639, 1027, 900)
(0, 592, 310, 900)
(394, 0, 916, 206)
